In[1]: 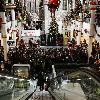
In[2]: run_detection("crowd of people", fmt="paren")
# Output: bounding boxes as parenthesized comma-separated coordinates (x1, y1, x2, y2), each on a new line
(0, 38, 98, 74)
(6, 39, 89, 73)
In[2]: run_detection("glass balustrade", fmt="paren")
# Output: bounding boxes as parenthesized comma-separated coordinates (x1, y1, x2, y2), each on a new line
(0, 74, 37, 100)
(50, 70, 100, 100)
(0, 76, 14, 96)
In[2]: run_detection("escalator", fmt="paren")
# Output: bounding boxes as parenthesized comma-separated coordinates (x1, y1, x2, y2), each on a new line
(48, 66, 100, 100)
(30, 89, 54, 100)
(0, 73, 54, 100)
(0, 74, 37, 100)
(0, 64, 100, 100)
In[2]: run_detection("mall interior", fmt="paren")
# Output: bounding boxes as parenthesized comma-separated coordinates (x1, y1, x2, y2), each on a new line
(0, 0, 100, 100)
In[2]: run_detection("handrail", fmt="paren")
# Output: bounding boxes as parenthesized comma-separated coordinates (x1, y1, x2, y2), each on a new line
(64, 68, 100, 87)
(52, 63, 100, 85)
(19, 89, 37, 100)
(51, 68, 100, 87)
(54, 63, 100, 69)
(14, 85, 37, 100)
(48, 88, 63, 100)
(50, 66, 100, 100)
(81, 68, 100, 86)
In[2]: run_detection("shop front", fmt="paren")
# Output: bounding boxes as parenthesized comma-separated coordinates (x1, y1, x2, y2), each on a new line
(6, 20, 18, 49)
(81, 22, 90, 43)
(21, 30, 40, 46)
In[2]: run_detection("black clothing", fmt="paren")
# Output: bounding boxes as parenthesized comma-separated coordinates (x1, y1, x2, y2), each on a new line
(37, 73, 45, 91)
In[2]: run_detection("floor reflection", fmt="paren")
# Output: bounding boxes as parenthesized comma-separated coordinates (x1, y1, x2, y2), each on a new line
(0, 80, 37, 100)
(0, 88, 26, 100)
(0, 93, 13, 100)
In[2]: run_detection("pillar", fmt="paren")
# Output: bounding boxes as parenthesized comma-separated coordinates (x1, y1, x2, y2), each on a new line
(77, 31, 81, 45)
(77, 7, 83, 45)
(35, 0, 36, 13)
(70, 21, 75, 41)
(0, 12, 8, 61)
(44, 0, 51, 34)
(70, 24, 74, 40)
(32, 0, 35, 13)
(88, 1, 96, 58)
(67, 0, 69, 12)
(11, 0, 16, 46)
(77, 0, 83, 45)
(73, 0, 75, 10)
(88, 36, 93, 57)
(52, 65, 56, 78)
(18, 22, 22, 42)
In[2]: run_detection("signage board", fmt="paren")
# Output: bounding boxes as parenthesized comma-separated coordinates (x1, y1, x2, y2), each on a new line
(22, 30, 40, 37)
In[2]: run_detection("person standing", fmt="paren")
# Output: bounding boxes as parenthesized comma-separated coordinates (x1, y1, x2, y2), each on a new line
(29, 39, 33, 48)
(37, 72, 45, 91)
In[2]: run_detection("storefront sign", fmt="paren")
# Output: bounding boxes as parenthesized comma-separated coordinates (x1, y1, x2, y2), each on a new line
(90, 1, 96, 10)
(22, 30, 40, 37)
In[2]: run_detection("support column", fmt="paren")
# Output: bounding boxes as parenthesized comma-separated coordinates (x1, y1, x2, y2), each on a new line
(88, 1, 96, 58)
(44, 0, 51, 34)
(73, 0, 75, 10)
(88, 36, 93, 57)
(70, 20, 76, 41)
(67, 0, 68, 12)
(0, 12, 8, 61)
(77, 12, 83, 45)
(52, 65, 56, 78)
(11, 0, 16, 46)
(18, 22, 22, 42)
(77, 0, 83, 45)
(35, 0, 36, 13)
(70, 24, 74, 41)
(77, 31, 81, 45)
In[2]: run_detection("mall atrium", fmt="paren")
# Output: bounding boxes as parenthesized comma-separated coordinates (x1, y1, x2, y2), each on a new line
(0, 0, 100, 100)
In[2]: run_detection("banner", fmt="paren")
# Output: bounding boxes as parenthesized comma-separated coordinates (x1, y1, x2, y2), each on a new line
(21, 30, 40, 37)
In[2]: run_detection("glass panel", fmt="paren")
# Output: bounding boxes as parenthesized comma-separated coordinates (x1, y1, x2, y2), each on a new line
(50, 70, 100, 100)
(0, 76, 14, 96)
